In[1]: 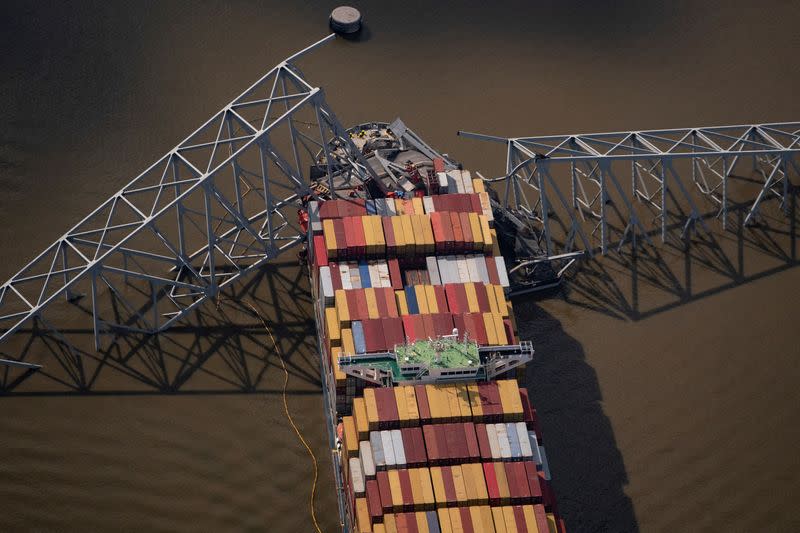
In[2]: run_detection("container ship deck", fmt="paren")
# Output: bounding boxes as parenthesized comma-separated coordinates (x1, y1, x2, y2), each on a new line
(305, 120, 565, 533)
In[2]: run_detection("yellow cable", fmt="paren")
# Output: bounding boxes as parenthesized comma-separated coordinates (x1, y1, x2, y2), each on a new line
(217, 296, 323, 533)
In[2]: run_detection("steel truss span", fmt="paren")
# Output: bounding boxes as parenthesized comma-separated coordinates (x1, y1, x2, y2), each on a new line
(459, 123, 800, 256)
(0, 34, 374, 360)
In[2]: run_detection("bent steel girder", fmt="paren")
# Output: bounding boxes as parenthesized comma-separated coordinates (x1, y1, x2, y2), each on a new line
(460, 123, 800, 256)
(0, 34, 374, 354)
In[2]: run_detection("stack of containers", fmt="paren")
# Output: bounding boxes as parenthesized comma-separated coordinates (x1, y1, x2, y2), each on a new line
(307, 180, 564, 532)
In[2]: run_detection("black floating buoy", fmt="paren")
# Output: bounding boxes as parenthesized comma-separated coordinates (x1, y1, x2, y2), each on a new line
(330, 6, 362, 34)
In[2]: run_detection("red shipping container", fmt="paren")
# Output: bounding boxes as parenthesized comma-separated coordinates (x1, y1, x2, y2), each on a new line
(485, 256, 500, 283)
(375, 387, 399, 427)
(504, 319, 516, 345)
(421, 314, 435, 341)
(441, 211, 454, 252)
(459, 507, 476, 533)
(375, 288, 389, 317)
(519, 388, 535, 427)
(412, 426, 427, 463)
(432, 286, 448, 313)
(422, 424, 439, 462)
(402, 315, 418, 343)
(398, 469, 414, 511)
(441, 466, 457, 506)
(463, 313, 488, 346)
(318, 200, 335, 220)
(430, 212, 445, 250)
(459, 212, 473, 247)
(383, 288, 399, 318)
(383, 217, 397, 256)
(478, 382, 502, 420)
(482, 462, 500, 504)
(452, 314, 467, 340)
(346, 290, 359, 321)
(333, 218, 346, 258)
(474, 283, 491, 312)
(539, 471, 556, 512)
(433, 158, 445, 173)
(512, 506, 527, 532)
(387, 258, 402, 289)
(444, 424, 460, 462)
(352, 216, 366, 257)
(435, 425, 450, 464)
(400, 428, 417, 465)
(444, 284, 460, 314)
(523, 461, 543, 501)
(342, 216, 353, 258)
(454, 285, 469, 314)
(329, 262, 343, 290)
(364, 319, 386, 352)
(463, 423, 480, 461)
(354, 290, 369, 322)
(507, 462, 531, 502)
(313, 234, 328, 267)
(475, 424, 492, 460)
(469, 193, 483, 215)
(533, 504, 550, 533)
(415, 384, 431, 424)
(450, 212, 464, 252)
(459, 194, 473, 213)
(366, 479, 383, 521)
(377, 471, 393, 513)
(382, 317, 405, 350)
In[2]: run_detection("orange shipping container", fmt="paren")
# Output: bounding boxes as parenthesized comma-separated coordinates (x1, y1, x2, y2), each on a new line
(331, 346, 346, 387)
(468, 212, 483, 252)
(343, 416, 358, 458)
(491, 507, 508, 533)
(394, 386, 410, 427)
(355, 497, 371, 533)
(451, 465, 468, 504)
(364, 388, 380, 431)
(365, 288, 380, 319)
(438, 508, 453, 533)
(335, 289, 350, 323)
(325, 307, 341, 342)
(404, 386, 420, 424)
(502, 506, 518, 533)
(362, 215, 376, 255)
(401, 215, 415, 256)
(395, 290, 410, 316)
(342, 328, 355, 355)
(429, 466, 447, 507)
(323, 219, 338, 259)
(470, 505, 496, 533)
(414, 285, 430, 314)
(353, 397, 369, 440)
(483, 312, 499, 346)
(465, 283, 480, 313)
(424, 285, 439, 314)
(388, 470, 404, 512)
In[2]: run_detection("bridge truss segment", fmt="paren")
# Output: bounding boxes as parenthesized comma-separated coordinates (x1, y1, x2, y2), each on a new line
(460, 123, 800, 257)
(0, 34, 375, 360)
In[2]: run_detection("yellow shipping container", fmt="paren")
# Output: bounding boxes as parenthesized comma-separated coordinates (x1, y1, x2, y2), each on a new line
(451, 465, 468, 504)
(424, 285, 438, 314)
(438, 508, 453, 533)
(415, 511, 429, 533)
(470, 505, 496, 533)
(404, 386, 420, 424)
(391, 216, 406, 254)
(478, 215, 493, 254)
(412, 197, 424, 216)
(546, 513, 558, 532)
(355, 497, 371, 533)
(493, 285, 509, 318)
(461, 463, 479, 505)
(493, 462, 511, 504)
(464, 282, 480, 313)
(425, 384, 444, 422)
(485, 284, 500, 315)
(472, 178, 486, 193)
(353, 397, 369, 440)
(362, 215, 375, 255)
(331, 346, 346, 387)
(388, 469, 403, 512)
(455, 383, 472, 420)
(414, 285, 430, 314)
(497, 379, 524, 421)
(466, 463, 489, 504)
(419, 467, 435, 508)
(395, 290, 410, 316)
(383, 514, 397, 533)
(491, 507, 508, 533)
(483, 312, 499, 346)
(408, 467, 424, 508)
(491, 228, 501, 256)
(421, 214, 435, 254)
(374, 524, 386, 533)
(521, 505, 537, 533)
(364, 387, 380, 431)
(335, 289, 350, 323)
(394, 386, 409, 427)
(365, 288, 380, 319)
(342, 328, 355, 355)
(409, 214, 423, 256)
(468, 212, 484, 251)
(502, 506, 519, 533)
(448, 507, 464, 533)
(467, 383, 484, 420)
(429, 466, 447, 507)
(325, 307, 341, 342)
(493, 313, 508, 345)
(401, 215, 415, 256)
(342, 416, 358, 458)
(323, 219, 337, 258)
(371, 215, 386, 253)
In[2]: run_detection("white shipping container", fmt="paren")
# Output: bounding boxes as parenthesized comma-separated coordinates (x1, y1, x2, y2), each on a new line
(466, 256, 480, 282)
(461, 170, 474, 193)
(385, 197, 397, 216)
(486, 423, 501, 460)
(448, 170, 464, 193)
(422, 196, 435, 214)
(528, 432, 542, 466)
(515, 422, 533, 458)
(478, 192, 494, 223)
(359, 440, 376, 478)
(456, 255, 470, 283)
(309, 201, 322, 233)
(539, 446, 551, 480)
(350, 262, 362, 289)
(445, 256, 459, 284)
(390, 429, 406, 466)
(381, 430, 396, 467)
(476, 256, 490, 284)
(495, 256, 511, 288)
(368, 262, 381, 288)
(340, 264, 352, 290)
(370, 432, 386, 469)
(349, 457, 365, 494)
(495, 423, 512, 459)
(436, 257, 450, 284)
(437, 172, 449, 193)
(377, 262, 391, 288)
(320, 266, 334, 304)
(426, 256, 442, 286)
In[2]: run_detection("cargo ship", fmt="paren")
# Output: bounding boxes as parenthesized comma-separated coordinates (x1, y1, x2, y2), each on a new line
(305, 120, 566, 532)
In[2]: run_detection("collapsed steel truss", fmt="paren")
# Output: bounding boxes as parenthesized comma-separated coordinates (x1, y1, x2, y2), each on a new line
(0, 34, 376, 361)
(460, 123, 800, 256)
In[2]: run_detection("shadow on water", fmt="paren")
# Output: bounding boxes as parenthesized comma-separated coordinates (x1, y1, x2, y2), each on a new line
(560, 191, 799, 322)
(0, 260, 322, 397)
(515, 299, 639, 532)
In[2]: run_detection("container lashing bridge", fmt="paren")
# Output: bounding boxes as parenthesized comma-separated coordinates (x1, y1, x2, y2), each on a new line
(0, 33, 798, 383)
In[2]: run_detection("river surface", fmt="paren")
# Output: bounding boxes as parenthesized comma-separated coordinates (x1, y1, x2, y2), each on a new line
(1, 1, 799, 531)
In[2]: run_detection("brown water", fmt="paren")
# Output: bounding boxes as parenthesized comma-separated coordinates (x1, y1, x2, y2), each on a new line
(2, 1, 800, 531)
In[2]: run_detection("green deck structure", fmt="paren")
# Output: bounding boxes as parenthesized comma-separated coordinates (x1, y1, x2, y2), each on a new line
(394, 338, 480, 369)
